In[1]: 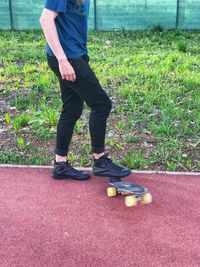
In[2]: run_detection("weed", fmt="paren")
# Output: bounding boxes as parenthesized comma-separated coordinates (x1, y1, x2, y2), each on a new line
(5, 112, 11, 124)
(74, 121, 86, 134)
(115, 121, 126, 132)
(177, 41, 187, 53)
(11, 114, 31, 133)
(68, 151, 76, 162)
(151, 24, 164, 32)
(124, 135, 140, 143)
(16, 137, 28, 151)
(124, 149, 147, 170)
(79, 155, 90, 166)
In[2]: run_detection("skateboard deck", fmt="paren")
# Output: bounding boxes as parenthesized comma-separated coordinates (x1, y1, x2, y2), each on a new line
(107, 177, 152, 207)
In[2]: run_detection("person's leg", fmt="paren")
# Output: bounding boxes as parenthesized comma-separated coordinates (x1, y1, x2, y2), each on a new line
(68, 57, 112, 157)
(47, 55, 84, 161)
(48, 55, 112, 158)
(55, 79, 84, 161)
(47, 55, 90, 180)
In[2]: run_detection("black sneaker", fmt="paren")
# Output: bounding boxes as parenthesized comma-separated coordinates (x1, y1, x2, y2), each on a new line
(92, 153, 132, 178)
(52, 160, 91, 180)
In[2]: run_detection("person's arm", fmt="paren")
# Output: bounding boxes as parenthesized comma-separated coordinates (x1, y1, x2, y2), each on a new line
(39, 8, 76, 82)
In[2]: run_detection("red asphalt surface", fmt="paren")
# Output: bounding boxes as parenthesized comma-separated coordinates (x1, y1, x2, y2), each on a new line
(0, 167, 200, 267)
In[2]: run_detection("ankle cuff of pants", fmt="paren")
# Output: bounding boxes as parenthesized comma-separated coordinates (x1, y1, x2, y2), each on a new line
(54, 148, 68, 157)
(92, 146, 105, 154)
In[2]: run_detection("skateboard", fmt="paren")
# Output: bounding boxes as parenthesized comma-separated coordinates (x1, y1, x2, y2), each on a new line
(107, 177, 152, 207)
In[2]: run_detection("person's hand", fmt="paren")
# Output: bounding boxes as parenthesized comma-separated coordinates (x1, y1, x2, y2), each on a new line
(58, 58, 76, 82)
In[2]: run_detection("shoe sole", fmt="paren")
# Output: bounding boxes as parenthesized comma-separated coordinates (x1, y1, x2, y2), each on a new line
(52, 174, 91, 180)
(93, 170, 132, 178)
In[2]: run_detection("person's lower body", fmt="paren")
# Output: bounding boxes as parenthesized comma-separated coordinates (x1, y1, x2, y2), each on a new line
(47, 54, 131, 180)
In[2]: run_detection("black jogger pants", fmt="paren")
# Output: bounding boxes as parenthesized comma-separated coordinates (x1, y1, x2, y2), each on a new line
(47, 54, 112, 156)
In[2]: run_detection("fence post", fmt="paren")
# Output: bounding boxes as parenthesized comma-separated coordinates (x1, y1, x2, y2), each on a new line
(94, 0, 97, 30)
(176, 0, 180, 28)
(8, 0, 14, 30)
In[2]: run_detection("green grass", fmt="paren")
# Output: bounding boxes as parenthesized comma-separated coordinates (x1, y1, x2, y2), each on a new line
(0, 29, 200, 171)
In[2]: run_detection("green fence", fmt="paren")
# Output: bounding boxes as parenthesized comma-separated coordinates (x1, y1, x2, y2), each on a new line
(0, 0, 200, 31)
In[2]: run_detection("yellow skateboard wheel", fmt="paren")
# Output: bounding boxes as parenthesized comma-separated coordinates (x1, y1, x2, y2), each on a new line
(125, 195, 137, 207)
(107, 187, 117, 197)
(141, 192, 152, 204)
